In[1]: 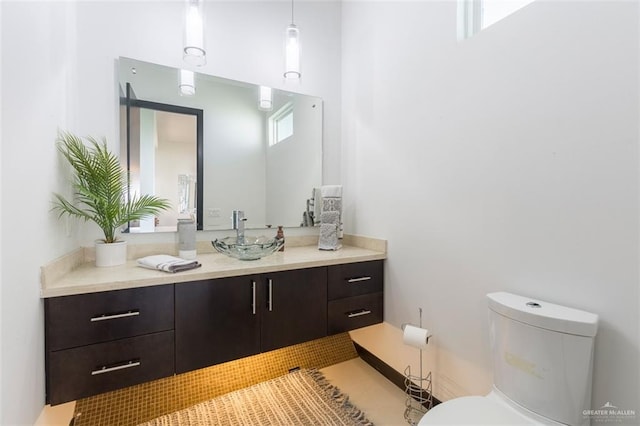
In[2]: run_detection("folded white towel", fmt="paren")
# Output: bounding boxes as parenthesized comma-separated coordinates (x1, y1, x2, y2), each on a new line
(318, 223, 341, 251)
(320, 211, 340, 224)
(137, 255, 201, 273)
(313, 188, 322, 221)
(320, 185, 342, 198)
(322, 198, 342, 214)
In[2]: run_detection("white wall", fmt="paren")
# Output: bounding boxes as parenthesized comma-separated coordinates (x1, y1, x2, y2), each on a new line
(1, 2, 82, 424)
(266, 94, 323, 227)
(0, 3, 4, 421)
(0, 2, 341, 424)
(201, 82, 267, 229)
(71, 0, 342, 243)
(342, 0, 639, 414)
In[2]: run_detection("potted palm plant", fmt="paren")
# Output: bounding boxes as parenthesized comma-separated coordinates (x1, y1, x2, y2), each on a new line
(53, 131, 171, 266)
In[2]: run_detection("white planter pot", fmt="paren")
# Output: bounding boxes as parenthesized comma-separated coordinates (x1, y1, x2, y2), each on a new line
(95, 240, 127, 267)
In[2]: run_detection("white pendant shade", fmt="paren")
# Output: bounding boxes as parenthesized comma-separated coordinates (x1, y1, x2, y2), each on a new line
(259, 86, 273, 110)
(284, 24, 301, 79)
(184, 0, 206, 66)
(180, 69, 195, 96)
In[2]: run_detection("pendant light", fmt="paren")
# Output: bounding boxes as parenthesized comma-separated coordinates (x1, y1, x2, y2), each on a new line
(259, 86, 273, 110)
(179, 69, 195, 96)
(183, 0, 206, 67)
(284, 0, 301, 80)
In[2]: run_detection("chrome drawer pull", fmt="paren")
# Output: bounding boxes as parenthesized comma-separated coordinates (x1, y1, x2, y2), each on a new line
(347, 276, 372, 283)
(90, 310, 140, 322)
(251, 281, 257, 315)
(347, 309, 372, 318)
(91, 360, 141, 376)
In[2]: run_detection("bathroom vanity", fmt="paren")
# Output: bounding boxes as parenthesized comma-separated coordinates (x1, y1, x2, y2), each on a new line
(41, 237, 386, 405)
(174, 267, 329, 374)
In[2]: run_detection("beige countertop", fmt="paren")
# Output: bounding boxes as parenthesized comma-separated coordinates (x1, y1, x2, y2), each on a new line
(41, 235, 386, 298)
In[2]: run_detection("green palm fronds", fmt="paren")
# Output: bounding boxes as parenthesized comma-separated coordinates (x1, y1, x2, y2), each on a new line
(52, 131, 171, 243)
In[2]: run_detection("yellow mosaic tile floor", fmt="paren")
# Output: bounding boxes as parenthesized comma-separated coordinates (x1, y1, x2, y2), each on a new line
(72, 333, 358, 426)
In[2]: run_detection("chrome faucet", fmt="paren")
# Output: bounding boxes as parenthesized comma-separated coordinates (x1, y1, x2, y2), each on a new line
(231, 210, 247, 244)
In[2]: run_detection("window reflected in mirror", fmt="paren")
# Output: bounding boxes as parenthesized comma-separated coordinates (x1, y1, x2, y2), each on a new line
(457, 0, 535, 40)
(269, 103, 294, 146)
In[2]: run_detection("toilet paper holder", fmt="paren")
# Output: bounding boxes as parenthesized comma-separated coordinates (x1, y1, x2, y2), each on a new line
(401, 323, 431, 347)
(402, 308, 433, 425)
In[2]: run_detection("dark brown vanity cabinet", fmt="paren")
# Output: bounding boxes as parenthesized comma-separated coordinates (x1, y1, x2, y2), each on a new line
(44, 285, 175, 405)
(175, 276, 261, 373)
(44, 259, 382, 404)
(327, 260, 384, 334)
(260, 268, 328, 352)
(175, 267, 328, 374)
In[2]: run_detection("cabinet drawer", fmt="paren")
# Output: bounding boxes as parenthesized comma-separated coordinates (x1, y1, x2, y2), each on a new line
(328, 260, 383, 300)
(48, 331, 174, 405)
(328, 292, 383, 334)
(45, 285, 174, 351)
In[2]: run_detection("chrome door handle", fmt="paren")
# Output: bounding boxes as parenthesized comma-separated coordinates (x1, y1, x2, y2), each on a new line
(347, 309, 372, 318)
(91, 360, 141, 375)
(268, 279, 273, 312)
(90, 310, 140, 322)
(251, 281, 257, 315)
(347, 276, 372, 283)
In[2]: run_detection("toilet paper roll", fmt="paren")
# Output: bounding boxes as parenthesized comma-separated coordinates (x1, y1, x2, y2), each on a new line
(403, 324, 431, 350)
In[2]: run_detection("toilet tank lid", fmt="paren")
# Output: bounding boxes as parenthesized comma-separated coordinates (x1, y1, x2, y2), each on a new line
(487, 292, 598, 337)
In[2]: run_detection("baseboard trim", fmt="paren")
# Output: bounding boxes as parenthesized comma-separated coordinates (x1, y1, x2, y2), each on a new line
(353, 341, 441, 408)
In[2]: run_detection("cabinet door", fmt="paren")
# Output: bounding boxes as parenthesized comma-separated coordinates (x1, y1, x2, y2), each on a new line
(175, 277, 260, 374)
(261, 267, 328, 352)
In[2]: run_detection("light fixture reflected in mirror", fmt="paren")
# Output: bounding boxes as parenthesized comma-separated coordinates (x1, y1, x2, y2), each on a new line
(184, 0, 206, 66)
(284, 0, 300, 80)
(259, 86, 273, 110)
(180, 69, 195, 96)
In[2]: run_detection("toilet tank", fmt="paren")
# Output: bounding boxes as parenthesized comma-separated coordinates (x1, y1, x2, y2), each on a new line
(487, 292, 598, 426)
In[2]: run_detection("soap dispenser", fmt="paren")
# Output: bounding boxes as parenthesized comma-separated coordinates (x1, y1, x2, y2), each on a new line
(177, 218, 196, 260)
(276, 225, 285, 252)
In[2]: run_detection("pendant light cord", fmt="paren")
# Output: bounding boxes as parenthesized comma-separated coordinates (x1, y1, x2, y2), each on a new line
(291, 0, 295, 24)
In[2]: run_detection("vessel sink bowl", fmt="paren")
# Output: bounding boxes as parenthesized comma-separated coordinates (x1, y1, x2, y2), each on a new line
(212, 235, 283, 261)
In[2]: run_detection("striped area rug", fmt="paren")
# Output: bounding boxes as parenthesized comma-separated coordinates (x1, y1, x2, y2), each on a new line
(138, 369, 373, 426)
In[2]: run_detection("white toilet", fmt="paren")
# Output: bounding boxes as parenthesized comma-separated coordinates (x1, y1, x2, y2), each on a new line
(419, 291, 598, 426)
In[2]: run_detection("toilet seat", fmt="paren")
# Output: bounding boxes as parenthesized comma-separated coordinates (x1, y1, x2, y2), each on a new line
(417, 390, 556, 425)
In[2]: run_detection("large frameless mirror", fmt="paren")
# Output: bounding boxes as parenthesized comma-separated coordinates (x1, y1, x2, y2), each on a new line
(118, 57, 323, 232)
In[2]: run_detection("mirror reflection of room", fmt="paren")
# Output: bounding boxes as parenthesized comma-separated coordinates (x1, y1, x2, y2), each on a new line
(118, 57, 322, 234)
(127, 108, 197, 233)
